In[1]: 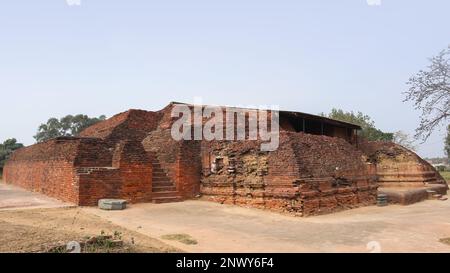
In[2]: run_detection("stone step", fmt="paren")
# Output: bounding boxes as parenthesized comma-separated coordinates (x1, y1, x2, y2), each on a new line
(153, 176, 170, 179)
(152, 196, 183, 204)
(152, 170, 166, 175)
(98, 199, 127, 210)
(153, 186, 177, 192)
(149, 154, 176, 195)
(152, 174, 170, 178)
(152, 191, 179, 197)
(153, 178, 171, 183)
(152, 177, 171, 182)
(432, 194, 443, 200)
(153, 174, 170, 178)
(153, 181, 174, 185)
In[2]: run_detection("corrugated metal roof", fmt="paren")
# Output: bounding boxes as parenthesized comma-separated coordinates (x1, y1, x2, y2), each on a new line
(170, 101, 361, 130)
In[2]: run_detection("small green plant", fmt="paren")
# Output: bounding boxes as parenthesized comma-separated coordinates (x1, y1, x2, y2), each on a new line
(440, 238, 450, 246)
(114, 231, 122, 240)
(47, 231, 126, 253)
(439, 171, 450, 182)
(161, 234, 198, 245)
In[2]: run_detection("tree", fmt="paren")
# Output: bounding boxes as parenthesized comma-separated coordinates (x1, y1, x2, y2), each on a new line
(34, 114, 106, 143)
(393, 131, 417, 151)
(445, 125, 450, 161)
(322, 108, 394, 141)
(404, 45, 450, 141)
(0, 138, 24, 171)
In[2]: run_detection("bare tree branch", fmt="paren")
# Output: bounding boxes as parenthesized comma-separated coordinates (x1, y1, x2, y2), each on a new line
(404, 45, 450, 141)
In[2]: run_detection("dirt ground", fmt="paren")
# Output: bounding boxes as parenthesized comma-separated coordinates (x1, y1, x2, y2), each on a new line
(0, 207, 180, 253)
(85, 199, 450, 253)
(2, 181, 450, 253)
(0, 183, 181, 253)
(0, 182, 70, 210)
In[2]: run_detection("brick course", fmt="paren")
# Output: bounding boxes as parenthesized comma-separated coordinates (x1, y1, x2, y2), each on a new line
(4, 102, 447, 215)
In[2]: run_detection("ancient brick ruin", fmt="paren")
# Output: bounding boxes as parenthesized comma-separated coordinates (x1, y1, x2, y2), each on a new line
(360, 141, 448, 204)
(3, 102, 448, 216)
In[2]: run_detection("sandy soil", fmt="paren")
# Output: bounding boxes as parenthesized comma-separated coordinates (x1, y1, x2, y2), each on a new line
(2, 181, 450, 253)
(0, 207, 181, 253)
(0, 182, 71, 211)
(85, 199, 450, 253)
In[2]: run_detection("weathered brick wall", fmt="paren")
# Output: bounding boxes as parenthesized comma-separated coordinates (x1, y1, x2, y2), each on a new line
(79, 109, 162, 143)
(106, 110, 161, 144)
(113, 141, 153, 203)
(142, 129, 179, 181)
(76, 140, 153, 206)
(3, 138, 82, 204)
(200, 132, 377, 216)
(11, 103, 442, 214)
(176, 140, 202, 198)
(74, 138, 113, 167)
(79, 111, 130, 139)
(142, 128, 202, 199)
(286, 132, 377, 215)
(77, 142, 152, 206)
(201, 140, 264, 205)
(5, 135, 154, 206)
(75, 110, 159, 205)
(77, 167, 122, 206)
(360, 141, 448, 188)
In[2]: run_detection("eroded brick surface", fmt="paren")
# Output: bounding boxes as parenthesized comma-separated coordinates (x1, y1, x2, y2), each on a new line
(360, 141, 448, 187)
(201, 132, 379, 216)
(4, 103, 447, 215)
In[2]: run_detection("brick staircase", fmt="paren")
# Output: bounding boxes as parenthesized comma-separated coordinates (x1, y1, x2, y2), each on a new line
(150, 154, 182, 204)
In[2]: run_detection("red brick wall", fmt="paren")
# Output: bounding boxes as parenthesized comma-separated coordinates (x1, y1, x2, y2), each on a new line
(77, 168, 122, 206)
(360, 140, 448, 188)
(200, 132, 378, 216)
(75, 138, 113, 167)
(142, 129, 202, 199)
(77, 141, 152, 206)
(176, 140, 201, 198)
(113, 141, 152, 203)
(2, 104, 384, 214)
(4, 136, 154, 206)
(80, 109, 162, 143)
(79, 111, 130, 139)
(142, 129, 179, 181)
(3, 138, 82, 204)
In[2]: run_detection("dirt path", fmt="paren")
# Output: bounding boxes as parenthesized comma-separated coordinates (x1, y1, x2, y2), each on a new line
(0, 207, 181, 253)
(2, 181, 450, 253)
(85, 199, 450, 253)
(0, 182, 71, 210)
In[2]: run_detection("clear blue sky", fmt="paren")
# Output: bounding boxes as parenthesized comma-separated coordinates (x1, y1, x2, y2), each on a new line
(1, 0, 449, 157)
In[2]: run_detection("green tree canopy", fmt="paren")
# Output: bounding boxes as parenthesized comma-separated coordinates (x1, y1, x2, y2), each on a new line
(322, 108, 394, 141)
(0, 138, 24, 170)
(34, 114, 106, 143)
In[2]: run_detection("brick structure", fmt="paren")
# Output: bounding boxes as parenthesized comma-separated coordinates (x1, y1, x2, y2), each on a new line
(359, 141, 448, 204)
(3, 102, 448, 215)
(201, 132, 378, 216)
